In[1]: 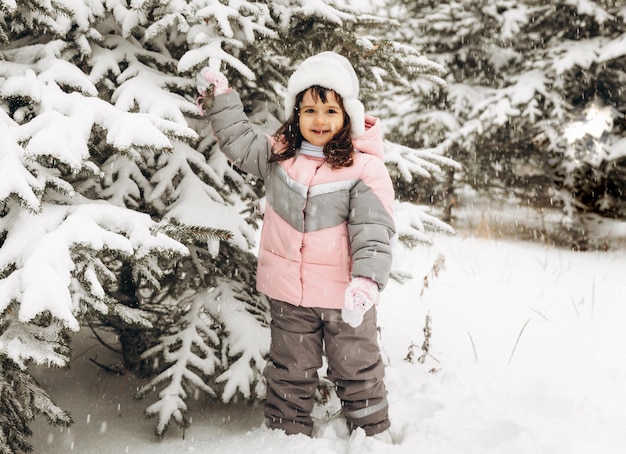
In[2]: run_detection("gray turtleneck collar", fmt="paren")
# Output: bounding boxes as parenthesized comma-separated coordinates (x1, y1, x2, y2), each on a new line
(299, 141, 325, 158)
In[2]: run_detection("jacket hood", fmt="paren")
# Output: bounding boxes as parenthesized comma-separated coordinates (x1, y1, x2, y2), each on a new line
(353, 115, 385, 161)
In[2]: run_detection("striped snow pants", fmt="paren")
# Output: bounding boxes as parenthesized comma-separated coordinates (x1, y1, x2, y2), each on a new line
(263, 298, 390, 437)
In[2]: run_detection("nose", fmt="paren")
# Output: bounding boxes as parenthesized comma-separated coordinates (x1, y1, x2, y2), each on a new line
(313, 112, 326, 124)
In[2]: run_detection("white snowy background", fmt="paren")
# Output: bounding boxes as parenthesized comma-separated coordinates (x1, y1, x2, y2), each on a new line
(30, 213, 626, 454)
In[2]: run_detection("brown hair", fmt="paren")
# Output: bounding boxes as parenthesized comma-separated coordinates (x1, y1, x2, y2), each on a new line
(270, 86, 354, 168)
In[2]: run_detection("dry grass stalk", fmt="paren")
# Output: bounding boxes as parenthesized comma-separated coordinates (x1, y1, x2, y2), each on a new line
(418, 313, 433, 364)
(420, 254, 446, 296)
(508, 318, 531, 364)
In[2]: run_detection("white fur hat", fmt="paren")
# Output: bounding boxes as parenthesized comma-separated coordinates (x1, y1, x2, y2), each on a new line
(284, 51, 366, 138)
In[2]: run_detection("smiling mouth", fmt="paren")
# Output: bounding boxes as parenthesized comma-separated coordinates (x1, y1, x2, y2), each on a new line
(312, 129, 330, 135)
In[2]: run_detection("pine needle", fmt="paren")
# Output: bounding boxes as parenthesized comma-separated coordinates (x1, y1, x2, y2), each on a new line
(152, 217, 233, 243)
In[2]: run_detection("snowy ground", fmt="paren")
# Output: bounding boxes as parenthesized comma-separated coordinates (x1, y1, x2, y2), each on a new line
(31, 230, 626, 454)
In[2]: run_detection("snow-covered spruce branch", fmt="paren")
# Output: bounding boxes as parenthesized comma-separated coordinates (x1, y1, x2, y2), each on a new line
(136, 279, 269, 438)
(135, 293, 220, 438)
(0, 315, 70, 369)
(0, 354, 72, 454)
(206, 280, 269, 402)
(385, 140, 461, 183)
(287, 0, 362, 26)
(167, 0, 280, 78)
(190, 0, 275, 43)
(151, 217, 233, 244)
(0, 110, 44, 214)
(151, 217, 236, 262)
(0, 202, 188, 368)
(394, 201, 456, 246)
(357, 37, 447, 94)
(3, 42, 197, 144)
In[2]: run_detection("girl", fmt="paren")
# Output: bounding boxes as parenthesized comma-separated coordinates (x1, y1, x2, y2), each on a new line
(197, 51, 395, 440)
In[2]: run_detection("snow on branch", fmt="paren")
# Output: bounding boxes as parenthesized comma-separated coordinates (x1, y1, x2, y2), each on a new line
(150, 141, 257, 252)
(598, 32, 626, 62)
(143, 9, 191, 40)
(178, 39, 257, 80)
(3, 55, 197, 164)
(362, 38, 447, 91)
(0, 43, 98, 97)
(298, 0, 355, 24)
(98, 154, 150, 209)
(384, 140, 461, 183)
(205, 280, 269, 402)
(20, 109, 92, 171)
(563, 0, 613, 24)
(394, 201, 456, 246)
(0, 111, 43, 213)
(454, 69, 550, 129)
(136, 292, 220, 438)
(113, 76, 192, 125)
(194, 0, 275, 42)
(550, 38, 602, 75)
(109, 1, 148, 38)
(0, 201, 188, 365)
(0, 314, 70, 368)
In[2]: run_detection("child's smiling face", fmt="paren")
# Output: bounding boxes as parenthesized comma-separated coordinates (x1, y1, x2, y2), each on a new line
(298, 88, 345, 147)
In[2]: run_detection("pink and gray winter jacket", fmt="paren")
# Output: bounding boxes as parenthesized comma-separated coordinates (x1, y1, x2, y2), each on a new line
(207, 91, 395, 309)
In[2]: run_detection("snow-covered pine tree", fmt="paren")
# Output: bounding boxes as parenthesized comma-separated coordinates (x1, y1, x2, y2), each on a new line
(1, 0, 451, 445)
(381, 0, 626, 247)
(0, 1, 206, 451)
(0, 0, 265, 447)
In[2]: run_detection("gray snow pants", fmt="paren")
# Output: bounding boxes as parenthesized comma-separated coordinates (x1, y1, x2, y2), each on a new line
(263, 298, 390, 437)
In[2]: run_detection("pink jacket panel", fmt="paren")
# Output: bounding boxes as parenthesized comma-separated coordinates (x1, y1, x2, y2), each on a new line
(257, 208, 352, 308)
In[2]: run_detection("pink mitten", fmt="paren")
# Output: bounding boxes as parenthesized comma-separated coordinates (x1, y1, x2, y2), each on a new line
(196, 68, 232, 115)
(342, 277, 378, 328)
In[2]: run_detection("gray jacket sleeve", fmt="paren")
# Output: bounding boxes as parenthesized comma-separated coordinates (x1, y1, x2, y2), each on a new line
(348, 158, 396, 291)
(206, 91, 273, 180)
